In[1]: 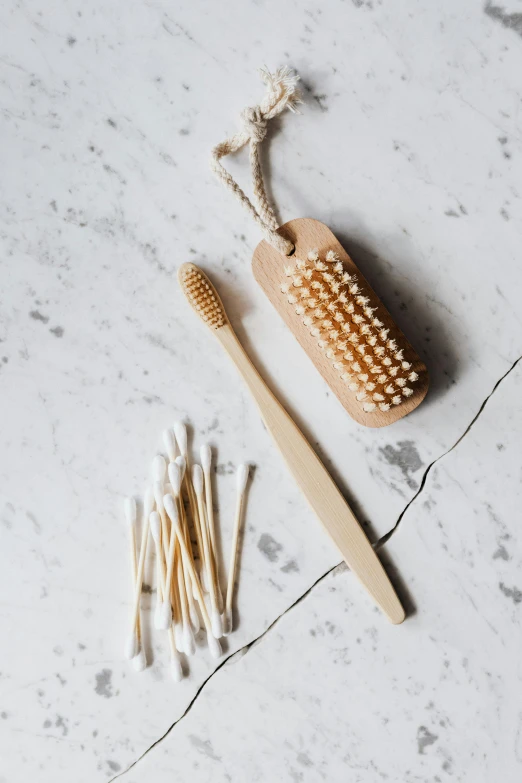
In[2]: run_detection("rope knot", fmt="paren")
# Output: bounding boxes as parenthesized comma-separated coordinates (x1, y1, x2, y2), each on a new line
(241, 106, 267, 143)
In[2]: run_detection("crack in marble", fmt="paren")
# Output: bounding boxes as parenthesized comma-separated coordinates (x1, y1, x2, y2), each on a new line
(108, 564, 343, 782)
(109, 354, 521, 781)
(378, 354, 522, 548)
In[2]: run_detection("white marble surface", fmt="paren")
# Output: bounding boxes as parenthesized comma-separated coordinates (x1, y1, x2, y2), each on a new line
(0, 0, 521, 780)
(125, 362, 522, 782)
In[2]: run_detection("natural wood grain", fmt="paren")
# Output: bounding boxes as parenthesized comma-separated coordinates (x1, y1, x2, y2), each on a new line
(252, 218, 429, 427)
(217, 324, 405, 624)
(178, 261, 405, 624)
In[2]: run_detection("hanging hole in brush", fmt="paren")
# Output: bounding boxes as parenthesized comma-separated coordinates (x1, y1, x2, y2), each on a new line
(286, 245, 296, 257)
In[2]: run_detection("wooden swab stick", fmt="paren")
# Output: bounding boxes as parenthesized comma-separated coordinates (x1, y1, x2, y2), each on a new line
(164, 494, 222, 659)
(193, 465, 223, 639)
(200, 444, 224, 611)
(172, 459, 204, 637)
(162, 493, 178, 630)
(174, 422, 208, 588)
(149, 511, 171, 630)
(152, 480, 174, 630)
(224, 464, 249, 636)
(169, 461, 201, 633)
(152, 508, 183, 673)
(177, 549, 196, 655)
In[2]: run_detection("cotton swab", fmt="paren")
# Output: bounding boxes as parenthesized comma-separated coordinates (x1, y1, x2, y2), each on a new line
(223, 464, 249, 636)
(169, 462, 201, 634)
(150, 512, 184, 678)
(124, 497, 142, 665)
(174, 422, 208, 587)
(132, 488, 156, 670)
(155, 478, 185, 649)
(125, 489, 154, 659)
(177, 553, 196, 655)
(162, 489, 178, 631)
(152, 477, 174, 629)
(164, 493, 222, 659)
(149, 511, 172, 630)
(200, 444, 224, 611)
(193, 465, 223, 639)
(179, 453, 209, 598)
(151, 453, 167, 483)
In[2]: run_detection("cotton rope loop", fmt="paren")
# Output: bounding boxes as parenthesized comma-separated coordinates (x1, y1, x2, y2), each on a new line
(210, 66, 302, 256)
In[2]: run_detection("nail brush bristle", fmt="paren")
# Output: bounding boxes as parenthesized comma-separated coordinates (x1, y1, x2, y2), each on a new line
(281, 249, 420, 414)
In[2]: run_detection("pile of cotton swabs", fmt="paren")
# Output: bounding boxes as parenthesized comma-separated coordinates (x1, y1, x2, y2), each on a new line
(123, 421, 249, 680)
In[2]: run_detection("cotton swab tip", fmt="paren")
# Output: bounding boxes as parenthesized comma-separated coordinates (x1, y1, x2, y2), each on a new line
(192, 464, 204, 496)
(174, 622, 185, 653)
(236, 463, 250, 494)
(163, 494, 179, 527)
(154, 602, 164, 630)
(162, 428, 177, 462)
(174, 422, 188, 457)
(190, 605, 201, 633)
(132, 648, 147, 672)
(207, 634, 222, 660)
(183, 625, 196, 656)
(158, 600, 172, 630)
(153, 480, 165, 510)
(124, 497, 137, 526)
(124, 631, 139, 660)
(149, 511, 161, 542)
(222, 608, 233, 636)
(151, 454, 167, 482)
(144, 486, 155, 517)
(171, 658, 183, 682)
(200, 444, 212, 472)
(175, 455, 186, 479)
(168, 462, 182, 497)
(211, 608, 223, 639)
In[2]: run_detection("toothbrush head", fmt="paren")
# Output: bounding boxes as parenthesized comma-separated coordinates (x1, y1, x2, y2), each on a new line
(178, 263, 228, 331)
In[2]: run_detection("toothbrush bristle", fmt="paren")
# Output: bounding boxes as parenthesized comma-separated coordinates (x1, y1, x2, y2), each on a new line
(281, 250, 421, 413)
(179, 263, 226, 330)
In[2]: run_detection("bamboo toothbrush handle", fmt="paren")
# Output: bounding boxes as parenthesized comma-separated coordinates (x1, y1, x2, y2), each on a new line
(217, 324, 405, 625)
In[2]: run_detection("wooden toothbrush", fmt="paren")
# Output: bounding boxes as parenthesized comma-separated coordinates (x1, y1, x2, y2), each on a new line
(178, 262, 405, 625)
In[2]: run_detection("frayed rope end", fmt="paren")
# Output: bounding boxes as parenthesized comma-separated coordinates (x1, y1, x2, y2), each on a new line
(258, 65, 302, 115)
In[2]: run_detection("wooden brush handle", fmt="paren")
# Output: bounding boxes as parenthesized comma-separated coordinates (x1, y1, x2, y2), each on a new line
(217, 325, 405, 624)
